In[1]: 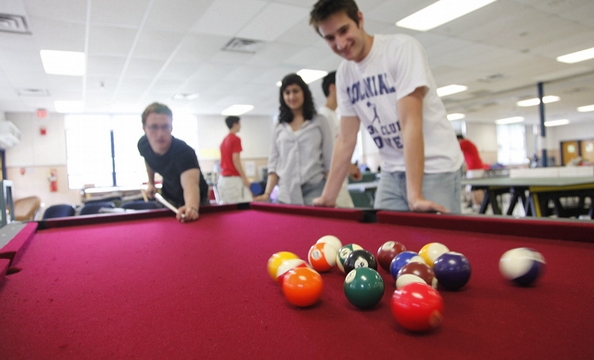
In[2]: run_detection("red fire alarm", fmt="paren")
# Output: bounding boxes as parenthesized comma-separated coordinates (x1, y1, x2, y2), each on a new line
(40, 126, 47, 135)
(36, 108, 48, 119)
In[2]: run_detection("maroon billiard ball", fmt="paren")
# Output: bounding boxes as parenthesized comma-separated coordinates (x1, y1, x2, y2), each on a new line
(395, 262, 437, 289)
(377, 241, 407, 273)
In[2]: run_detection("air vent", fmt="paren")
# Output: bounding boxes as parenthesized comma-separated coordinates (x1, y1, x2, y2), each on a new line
(222, 37, 264, 53)
(0, 14, 30, 34)
(18, 88, 50, 97)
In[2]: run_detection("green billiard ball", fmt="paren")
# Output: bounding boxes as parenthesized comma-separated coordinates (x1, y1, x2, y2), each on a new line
(344, 267, 385, 309)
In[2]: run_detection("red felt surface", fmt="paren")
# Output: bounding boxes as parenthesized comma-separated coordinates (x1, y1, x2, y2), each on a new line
(1, 207, 594, 359)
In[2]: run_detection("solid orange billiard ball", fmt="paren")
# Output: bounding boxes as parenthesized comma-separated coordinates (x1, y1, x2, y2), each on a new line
(282, 267, 323, 307)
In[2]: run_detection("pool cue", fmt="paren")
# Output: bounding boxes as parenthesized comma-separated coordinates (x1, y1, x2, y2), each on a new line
(154, 193, 185, 219)
(140, 189, 149, 202)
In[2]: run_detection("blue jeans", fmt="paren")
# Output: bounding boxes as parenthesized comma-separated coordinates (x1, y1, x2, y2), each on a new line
(374, 168, 462, 213)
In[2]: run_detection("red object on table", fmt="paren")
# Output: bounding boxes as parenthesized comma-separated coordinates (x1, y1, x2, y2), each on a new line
(1, 203, 594, 359)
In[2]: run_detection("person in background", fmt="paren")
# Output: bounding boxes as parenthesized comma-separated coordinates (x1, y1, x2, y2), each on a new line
(138, 102, 209, 222)
(217, 116, 253, 204)
(318, 71, 362, 208)
(309, 0, 464, 213)
(457, 134, 486, 209)
(255, 73, 334, 205)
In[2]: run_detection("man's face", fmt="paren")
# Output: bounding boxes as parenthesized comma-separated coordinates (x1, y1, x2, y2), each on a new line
(144, 112, 173, 155)
(317, 11, 367, 62)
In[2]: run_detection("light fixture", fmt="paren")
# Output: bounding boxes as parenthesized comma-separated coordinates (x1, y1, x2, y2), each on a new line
(556, 47, 594, 64)
(54, 101, 84, 113)
(40, 50, 85, 76)
(447, 113, 465, 121)
(495, 116, 524, 125)
(578, 104, 594, 112)
(296, 69, 328, 84)
(172, 93, 199, 101)
(395, 0, 497, 31)
(516, 95, 560, 107)
(221, 104, 254, 116)
(544, 119, 570, 127)
(437, 84, 468, 97)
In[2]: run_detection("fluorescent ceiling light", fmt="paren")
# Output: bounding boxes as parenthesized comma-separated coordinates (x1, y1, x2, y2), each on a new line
(40, 50, 85, 76)
(396, 0, 497, 31)
(55, 101, 84, 113)
(556, 47, 594, 64)
(172, 93, 199, 101)
(447, 113, 465, 121)
(495, 116, 524, 125)
(221, 104, 254, 116)
(577, 104, 594, 112)
(516, 95, 560, 107)
(437, 84, 468, 97)
(296, 69, 328, 84)
(544, 119, 570, 127)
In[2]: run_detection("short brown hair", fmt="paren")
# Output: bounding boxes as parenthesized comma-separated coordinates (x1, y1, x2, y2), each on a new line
(309, 0, 360, 35)
(141, 102, 172, 126)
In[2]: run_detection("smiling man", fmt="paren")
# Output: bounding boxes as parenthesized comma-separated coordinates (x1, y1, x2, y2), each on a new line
(138, 102, 209, 222)
(309, 0, 464, 213)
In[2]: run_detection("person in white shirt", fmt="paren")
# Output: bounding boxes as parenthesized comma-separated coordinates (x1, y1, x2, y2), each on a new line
(318, 71, 362, 208)
(309, 0, 464, 213)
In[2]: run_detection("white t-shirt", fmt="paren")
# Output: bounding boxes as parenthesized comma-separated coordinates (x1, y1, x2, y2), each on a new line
(337, 34, 463, 173)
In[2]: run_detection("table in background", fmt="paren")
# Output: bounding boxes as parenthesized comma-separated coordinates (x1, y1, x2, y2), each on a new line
(462, 176, 594, 217)
(1, 203, 594, 359)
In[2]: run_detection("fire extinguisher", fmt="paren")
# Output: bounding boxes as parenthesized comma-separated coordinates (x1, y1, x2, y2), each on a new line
(49, 168, 58, 192)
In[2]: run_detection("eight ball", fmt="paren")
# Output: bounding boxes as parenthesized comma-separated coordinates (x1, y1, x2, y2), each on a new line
(343, 249, 378, 274)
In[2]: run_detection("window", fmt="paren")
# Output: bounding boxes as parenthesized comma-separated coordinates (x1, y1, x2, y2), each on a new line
(65, 113, 198, 189)
(497, 124, 527, 165)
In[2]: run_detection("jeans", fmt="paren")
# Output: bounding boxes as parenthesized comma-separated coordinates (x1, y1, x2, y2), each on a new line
(374, 168, 462, 213)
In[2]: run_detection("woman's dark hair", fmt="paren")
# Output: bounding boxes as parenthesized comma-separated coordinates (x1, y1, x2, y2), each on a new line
(278, 73, 316, 123)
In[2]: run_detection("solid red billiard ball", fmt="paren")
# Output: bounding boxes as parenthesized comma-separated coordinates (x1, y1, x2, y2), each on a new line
(395, 262, 437, 289)
(308, 242, 337, 272)
(391, 282, 444, 332)
(377, 241, 407, 273)
(343, 249, 377, 274)
(433, 252, 471, 290)
(282, 267, 324, 307)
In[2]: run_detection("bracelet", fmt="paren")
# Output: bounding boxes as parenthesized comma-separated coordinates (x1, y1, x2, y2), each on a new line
(190, 207, 199, 213)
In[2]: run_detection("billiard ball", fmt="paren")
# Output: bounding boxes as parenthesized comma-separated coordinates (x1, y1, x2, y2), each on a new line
(308, 242, 337, 272)
(275, 258, 309, 283)
(389, 251, 424, 279)
(316, 235, 343, 251)
(267, 251, 299, 280)
(395, 262, 437, 289)
(499, 247, 546, 286)
(282, 267, 324, 307)
(344, 268, 385, 309)
(390, 282, 444, 332)
(418, 242, 450, 267)
(343, 249, 378, 274)
(433, 252, 471, 290)
(377, 241, 407, 273)
(336, 244, 364, 273)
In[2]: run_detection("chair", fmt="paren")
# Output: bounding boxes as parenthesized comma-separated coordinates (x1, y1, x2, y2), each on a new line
(14, 196, 41, 221)
(79, 201, 115, 215)
(349, 190, 374, 208)
(121, 200, 159, 210)
(42, 204, 76, 219)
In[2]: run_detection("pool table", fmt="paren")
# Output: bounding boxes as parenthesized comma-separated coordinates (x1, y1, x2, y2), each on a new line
(1, 203, 594, 359)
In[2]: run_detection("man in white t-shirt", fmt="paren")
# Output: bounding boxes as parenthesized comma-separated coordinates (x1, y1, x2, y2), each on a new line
(309, 0, 464, 213)
(318, 71, 362, 208)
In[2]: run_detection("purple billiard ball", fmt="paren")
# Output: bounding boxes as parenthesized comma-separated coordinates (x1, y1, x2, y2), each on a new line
(433, 252, 471, 290)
